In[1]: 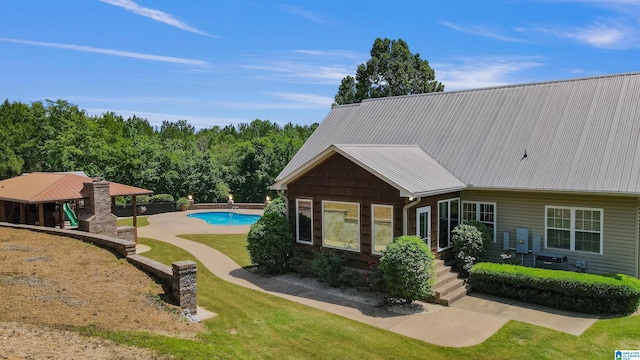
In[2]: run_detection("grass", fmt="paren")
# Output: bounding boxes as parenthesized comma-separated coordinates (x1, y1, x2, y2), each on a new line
(82, 237, 640, 359)
(116, 216, 149, 227)
(177, 233, 251, 267)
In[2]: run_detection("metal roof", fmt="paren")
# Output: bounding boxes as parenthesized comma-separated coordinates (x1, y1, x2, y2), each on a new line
(275, 72, 640, 195)
(272, 144, 466, 197)
(0, 173, 153, 203)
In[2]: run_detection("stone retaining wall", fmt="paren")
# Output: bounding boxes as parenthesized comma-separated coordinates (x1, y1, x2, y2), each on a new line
(0, 222, 197, 314)
(126, 255, 198, 314)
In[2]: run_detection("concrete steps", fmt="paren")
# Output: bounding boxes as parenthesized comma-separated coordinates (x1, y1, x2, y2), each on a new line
(430, 260, 469, 306)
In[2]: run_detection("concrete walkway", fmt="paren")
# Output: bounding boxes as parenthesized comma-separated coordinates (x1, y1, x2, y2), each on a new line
(138, 210, 598, 347)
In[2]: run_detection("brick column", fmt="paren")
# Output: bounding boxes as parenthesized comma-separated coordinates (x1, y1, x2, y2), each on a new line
(171, 261, 197, 314)
(78, 179, 117, 237)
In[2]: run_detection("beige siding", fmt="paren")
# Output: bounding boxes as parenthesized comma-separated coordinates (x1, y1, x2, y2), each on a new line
(462, 190, 639, 277)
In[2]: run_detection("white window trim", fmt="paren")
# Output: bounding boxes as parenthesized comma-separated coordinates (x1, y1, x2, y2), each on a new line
(437, 198, 460, 252)
(544, 205, 604, 255)
(295, 198, 313, 244)
(322, 200, 360, 252)
(416, 206, 432, 249)
(462, 201, 497, 242)
(371, 204, 393, 255)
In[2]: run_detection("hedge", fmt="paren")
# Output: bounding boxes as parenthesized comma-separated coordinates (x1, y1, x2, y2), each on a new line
(469, 263, 640, 314)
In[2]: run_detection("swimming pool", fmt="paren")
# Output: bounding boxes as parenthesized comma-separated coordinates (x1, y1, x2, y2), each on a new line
(187, 211, 261, 226)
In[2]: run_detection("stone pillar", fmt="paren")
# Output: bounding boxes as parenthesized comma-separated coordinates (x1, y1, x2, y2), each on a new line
(78, 179, 117, 237)
(171, 261, 197, 314)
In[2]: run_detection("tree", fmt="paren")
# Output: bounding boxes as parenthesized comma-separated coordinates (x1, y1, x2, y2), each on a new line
(334, 38, 444, 105)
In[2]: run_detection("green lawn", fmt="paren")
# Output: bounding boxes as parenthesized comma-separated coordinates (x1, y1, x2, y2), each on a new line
(82, 236, 640, 359)
(116, 216, 149, 227)
(177, 233, 251, 267)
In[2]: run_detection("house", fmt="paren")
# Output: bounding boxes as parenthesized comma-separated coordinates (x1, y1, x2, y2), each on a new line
(271, 72, 640, 279)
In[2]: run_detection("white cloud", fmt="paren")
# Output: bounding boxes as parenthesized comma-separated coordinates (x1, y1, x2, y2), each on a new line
(434, 56, 545, 90)
(281, 5, 329, 24)
(242, 61, 350, 84)
(528, 21, 636, 48)
(544, 0, 640, 7)
(205, 99, 330, 111)
(441, 21, 523, 42)
(59, 95, 197, 105)
(85, 107, 244, 129)
(269, 92, 334, 108)
(559, 23, 628, 47)
(291, 50, 362, 59)
(0, 37, 209, 66)
(99, 0, 215, 37)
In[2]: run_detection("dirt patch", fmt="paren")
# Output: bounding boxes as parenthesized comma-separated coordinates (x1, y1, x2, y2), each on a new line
(0, 321, 166, 360)
(0, 227, 204, 359)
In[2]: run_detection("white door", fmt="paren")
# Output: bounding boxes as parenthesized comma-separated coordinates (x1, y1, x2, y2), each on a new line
(416, 206, 431, 249)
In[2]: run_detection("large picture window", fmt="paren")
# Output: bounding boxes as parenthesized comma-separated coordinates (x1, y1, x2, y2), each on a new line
(372, 204, 393, 255)
(296, 199, 313, 244)
(322, 201, 360, 252)
(438, 198, 459, 251)
(462, 201, 496, 241)
(545, 206, 603, 254)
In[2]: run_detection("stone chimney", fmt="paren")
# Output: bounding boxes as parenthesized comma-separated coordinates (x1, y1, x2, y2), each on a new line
(78, 179, 117, 237)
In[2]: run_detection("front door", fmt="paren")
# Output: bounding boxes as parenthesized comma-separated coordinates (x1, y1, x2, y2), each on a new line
(416, 206, 432, 251)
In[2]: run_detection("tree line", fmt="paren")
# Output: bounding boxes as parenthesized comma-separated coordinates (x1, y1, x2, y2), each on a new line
(0, 99, 317, 203)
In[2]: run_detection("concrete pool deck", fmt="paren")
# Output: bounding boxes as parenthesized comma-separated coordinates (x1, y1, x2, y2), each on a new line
(138, 210, 598, 347)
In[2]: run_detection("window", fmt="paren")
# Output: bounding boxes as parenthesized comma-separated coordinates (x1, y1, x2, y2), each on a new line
(372, 204, 393, 255)
(438, 198, 460, 250)
(296, 199, 313, 244)
(545, 206, 603, 254)
(322, 201, 360, 252)
(462, 201, 497, 242)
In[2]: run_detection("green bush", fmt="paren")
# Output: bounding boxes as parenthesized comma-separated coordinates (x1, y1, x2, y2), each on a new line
(464, 220, 492, 246)
(311, 249, 346, 287)
(176, 197, 190, 210)
(264, 197, 286, 217)
(115, 196, 127, 206)
(451, 221, 491, 275)
(149, 194, 174, 203)
(470, 263, 640, 314)
(136, 195, 151, 204)
(378, 235, 436, 303)
(246, 212, 292, 273)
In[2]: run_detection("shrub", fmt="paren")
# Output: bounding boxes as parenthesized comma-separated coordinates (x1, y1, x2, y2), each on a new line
(311, 249, 345, 287)
(470, 262, 640, 314)
(246, 212, 292, 273)
(288, 251, 312, 276)
(176, 197, 190, 210)
(451, 221, 491, 275)
(149, 194, 174, 203)
(264, 197, 286, 217)
(137, 195, 151, 204)
(115, 196, 127, 206)
(378, 235, 436, 303)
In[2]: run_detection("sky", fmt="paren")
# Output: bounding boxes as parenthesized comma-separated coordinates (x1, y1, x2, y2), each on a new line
(1, 1, 640, 129)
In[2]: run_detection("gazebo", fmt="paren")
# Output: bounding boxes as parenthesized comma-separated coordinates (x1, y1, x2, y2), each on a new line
(0, 172, 152, 241)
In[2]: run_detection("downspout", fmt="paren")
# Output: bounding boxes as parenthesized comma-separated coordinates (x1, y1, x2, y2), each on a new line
(403, 197, 421, 235)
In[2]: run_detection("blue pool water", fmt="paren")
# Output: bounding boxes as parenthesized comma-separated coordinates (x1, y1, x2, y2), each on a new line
(187, 211, 261, 226)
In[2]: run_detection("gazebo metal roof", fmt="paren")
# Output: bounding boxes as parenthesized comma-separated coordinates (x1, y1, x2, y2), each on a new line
(0, 173, 152, 204)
